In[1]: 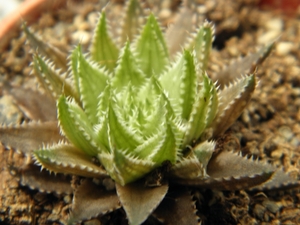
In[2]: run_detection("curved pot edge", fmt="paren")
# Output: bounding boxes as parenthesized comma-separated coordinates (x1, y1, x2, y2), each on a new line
(0, 0, 67, 51)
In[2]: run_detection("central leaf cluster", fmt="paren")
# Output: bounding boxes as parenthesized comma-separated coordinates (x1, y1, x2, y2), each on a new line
(35, 12, 220, 186)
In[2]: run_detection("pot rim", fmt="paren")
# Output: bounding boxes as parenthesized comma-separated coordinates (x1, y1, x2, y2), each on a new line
(0, 0, 67, 50)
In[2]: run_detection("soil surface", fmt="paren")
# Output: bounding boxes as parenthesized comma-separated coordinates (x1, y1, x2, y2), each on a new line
(0, 0, 299, 224)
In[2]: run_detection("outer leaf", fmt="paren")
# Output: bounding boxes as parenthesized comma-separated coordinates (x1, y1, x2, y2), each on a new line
(135, 13, 169, 76)
(154, 190, 200, 225)
(187, 21, 214, 73)
(68, 179, 120, 225)
(174, 151, 275, 190)
(33, 144, 107, 178)
(116, 181, 168, 225)
(23, 23, 68, 71)
(57, 96, 99, 156)
(20, 164, 73, 194)
(165, 1, 197, 56)
(212, 74, 255, 137)
(120, 0, 144, 44)
(250, 169, 300, 191)
(91, 11, 119, 71)
(3, 83, 56, 121)
(0, 121, 63, 154)
(213, 42, 274, 87)
(77, 50, 109, 124)
(33, 54, 78, 101)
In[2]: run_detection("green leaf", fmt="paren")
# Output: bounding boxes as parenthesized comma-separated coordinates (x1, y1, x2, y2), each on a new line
(135, 13, 169, 76)
(91, 11, 119, 71)
(137, 96, 166, 138)
(183, 73, 216, 146)
(33, 144, 107, 178)
(112, 41, 146, 91)
(120, 0, 144, 44)
(159, 54, 184, 109)
(159, 50, 198, 120)
(179, 50, 198, 120)
(187, 21, 214, 72)
(33, 54, 78, 101)
(133, 131, 166, 159)
(57, 96, 99, 156)
(77, 50, 109, 124)
(108, 101, 142, 151)
(99, 149, 155, 185)
(149, 123, 177, 165)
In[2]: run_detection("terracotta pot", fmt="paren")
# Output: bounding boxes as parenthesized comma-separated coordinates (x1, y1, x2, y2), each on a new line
(259, 0, 300, 15)
(0, 0, 67, 50)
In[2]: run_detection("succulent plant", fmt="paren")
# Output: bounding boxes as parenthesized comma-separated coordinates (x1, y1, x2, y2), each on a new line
(0, 0, 299, 224)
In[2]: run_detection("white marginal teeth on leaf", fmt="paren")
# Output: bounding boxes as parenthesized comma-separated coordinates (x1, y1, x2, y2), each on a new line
(134, 13, 169, 76)
(183, 73, 217, 146)
(170, 153, 205, 179)
(57, 96, 100, 156)
(33, 144, 107, 178)
(112, 41, 146, 91)
(90, 11, 119, 71)
(212, 74, 255, 137)
(99, 149, 155, 186)
(22, 23, 68, 71)
(0, 121, 63, 155)
(213, 42, 275, 87)
(116, 181, 168, 225)
(77, 49, 109, 124)
(33, 54, 77, 101)
(186, 20, 214, 73)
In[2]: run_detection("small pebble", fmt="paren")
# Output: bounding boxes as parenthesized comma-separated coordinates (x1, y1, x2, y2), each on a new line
(276, 42, 294, 56)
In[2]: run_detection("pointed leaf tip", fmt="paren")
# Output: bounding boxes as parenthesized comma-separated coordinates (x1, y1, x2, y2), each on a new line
(135, 13, 169, 76)
(116, 181, 168, 225)
(91, 11, 119, 71)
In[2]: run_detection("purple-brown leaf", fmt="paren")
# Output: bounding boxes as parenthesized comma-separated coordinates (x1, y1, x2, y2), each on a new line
(20, 164, 72, 194)
(68, 179, 120, 224)
(116, 181, 168, 225)
(154, 190, 200, 225)
(173, 151, 275, 190)
(0, 121, 64, 154)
